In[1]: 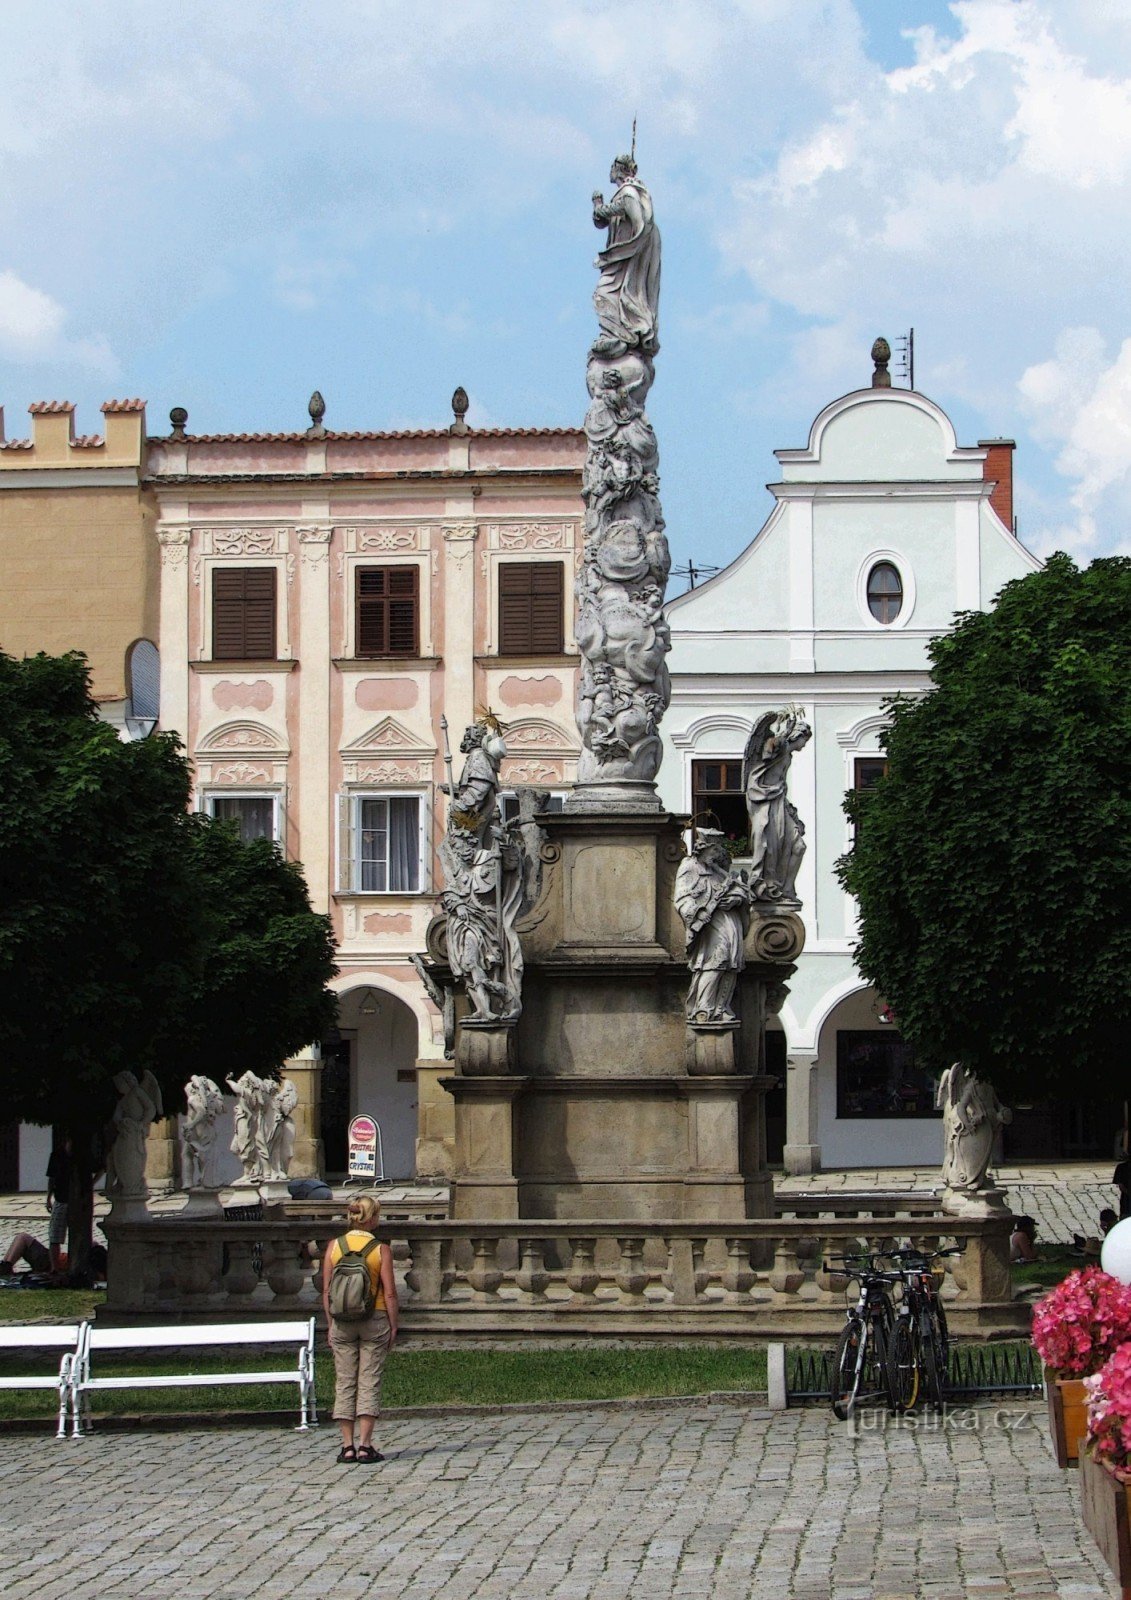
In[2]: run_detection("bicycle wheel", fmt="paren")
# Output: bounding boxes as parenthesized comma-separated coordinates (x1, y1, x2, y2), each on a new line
(934, 1296, 950, 1375)
(886, 1317, 919, 1412)
(918, 1310, 943, 1409)
(832, 1320, 865, 1421)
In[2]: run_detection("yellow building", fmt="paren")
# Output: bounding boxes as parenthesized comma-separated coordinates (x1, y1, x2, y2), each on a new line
(0, 398, 158, 731)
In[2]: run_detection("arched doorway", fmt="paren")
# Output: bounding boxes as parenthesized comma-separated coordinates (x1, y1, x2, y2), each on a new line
(323, 987, 420, 1180)
(815, 986, 942, 1169)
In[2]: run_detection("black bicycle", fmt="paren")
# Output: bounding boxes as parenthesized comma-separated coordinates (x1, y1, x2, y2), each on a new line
(885, 1246, 960, 1410)
(827, 1253, 903, 1420)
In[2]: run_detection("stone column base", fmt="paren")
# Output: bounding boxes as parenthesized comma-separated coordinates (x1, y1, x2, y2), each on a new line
(456, 1018, 517, 1076)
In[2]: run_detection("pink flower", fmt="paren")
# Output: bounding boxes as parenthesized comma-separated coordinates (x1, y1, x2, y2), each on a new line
(1086, 1345, 1131, 1473)
(1032, 1268, 1131, 1379)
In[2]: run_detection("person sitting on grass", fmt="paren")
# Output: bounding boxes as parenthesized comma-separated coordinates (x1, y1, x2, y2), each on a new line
(321, 1194, 398, 1465)
(0, 1232, 55, 1276)
(1075, 1208, 1118, 1259)
(1009, 1215, 1038, 1263)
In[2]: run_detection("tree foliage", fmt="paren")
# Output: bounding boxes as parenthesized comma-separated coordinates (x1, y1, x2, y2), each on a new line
(0, 649, 337, 1167)
(837, 553, 1131, 1102)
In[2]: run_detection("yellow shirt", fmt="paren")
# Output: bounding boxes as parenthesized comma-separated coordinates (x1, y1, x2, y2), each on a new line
(328, 1230, 385, 1309)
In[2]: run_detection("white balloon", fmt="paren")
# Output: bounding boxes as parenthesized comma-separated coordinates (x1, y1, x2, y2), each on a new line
(1101, 1218, 1131, 1285)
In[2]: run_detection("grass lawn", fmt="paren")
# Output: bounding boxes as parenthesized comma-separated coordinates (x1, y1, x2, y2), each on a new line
(1011, 1244, 1083, 1291)
(0, 1342, 769, 1425)
(0, 1289, 104, 1322)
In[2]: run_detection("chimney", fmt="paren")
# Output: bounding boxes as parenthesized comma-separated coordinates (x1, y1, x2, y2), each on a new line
(979, 438, 1016, 532)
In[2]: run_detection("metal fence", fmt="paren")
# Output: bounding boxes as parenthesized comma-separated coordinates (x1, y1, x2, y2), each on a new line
(786, 1340, 1041, 1405)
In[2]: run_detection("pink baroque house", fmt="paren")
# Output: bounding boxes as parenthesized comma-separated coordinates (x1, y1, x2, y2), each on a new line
(148, 394, 584, 1181)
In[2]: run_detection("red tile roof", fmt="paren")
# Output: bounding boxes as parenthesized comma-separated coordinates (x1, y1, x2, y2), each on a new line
(28, 400, 74, 414)
(100, 398, 146, 413)
(72, 435, 105, 448)
(0, 438, 32, 450)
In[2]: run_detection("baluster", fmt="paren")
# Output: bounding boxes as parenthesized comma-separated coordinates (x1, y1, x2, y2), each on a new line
(615, 1236, 648, 1303)
(223, 1239, 258, 1299)
(310, 1233, 332, 1299)
(691, 1237, 709, 1299)
(815, 1236, 841, 1297)
(405, 1237, 442, 1304)
(722, 1237, 755, 1301)
(768, 1234, 804, 1295)
(566, 1237, 600, 1301)
(467, 1237, 502, 1300)
(440, 1236, 456, 1298)
(265, 1238, 305, 1300)
(515, 1238, 549, 1300)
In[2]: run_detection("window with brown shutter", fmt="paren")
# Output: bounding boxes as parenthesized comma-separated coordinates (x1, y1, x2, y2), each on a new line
(498, 562, 564, 655)
(356, 565, 419, 657)
(212, 567, 277, 660)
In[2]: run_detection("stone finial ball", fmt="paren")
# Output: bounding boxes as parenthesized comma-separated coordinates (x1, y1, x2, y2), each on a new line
(451, 386, 470, 419)
(871, 337, 891, 364)
(169, 405, 188, 430)
(1101, 1218, 1131, 1285)
(308, 390, 326, 423)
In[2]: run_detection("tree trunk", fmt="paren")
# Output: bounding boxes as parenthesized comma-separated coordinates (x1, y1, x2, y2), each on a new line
(65, 1122, 98, 1284)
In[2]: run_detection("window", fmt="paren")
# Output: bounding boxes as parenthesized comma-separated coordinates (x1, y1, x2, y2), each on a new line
(356, 566, 419, 657)
(853, 757, 889, 793)
(836, 1030, 939, 1119)
(344, 794, 422, 893)
(498, 790, 567, 826)
(207, 793, 278, 843)
(498, 562, 564, 655)
(866, 561, 903, 624)
(690, 759, 747, 844)
(212, 567, 277, 660)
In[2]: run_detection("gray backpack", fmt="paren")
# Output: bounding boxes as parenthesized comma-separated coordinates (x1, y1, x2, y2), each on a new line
(328, 1234, 381, 1322)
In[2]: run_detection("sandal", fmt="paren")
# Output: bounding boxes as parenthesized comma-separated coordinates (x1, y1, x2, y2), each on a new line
(336, 1446, 357, 1464)
(356, 1445, 384, 1463)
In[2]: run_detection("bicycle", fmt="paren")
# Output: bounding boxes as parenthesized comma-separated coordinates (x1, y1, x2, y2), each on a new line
(827, 1253, 903, 1420)
(885, 1246, 961, 1410)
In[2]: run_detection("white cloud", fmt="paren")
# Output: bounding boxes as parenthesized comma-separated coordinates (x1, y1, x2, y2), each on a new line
(1019, 328, 1131, 557)
(0, 270, 113, 372)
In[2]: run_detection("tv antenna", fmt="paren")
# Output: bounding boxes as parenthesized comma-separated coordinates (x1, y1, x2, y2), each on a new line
(672, 560, 720, 591)
(895, 328, 915, 390)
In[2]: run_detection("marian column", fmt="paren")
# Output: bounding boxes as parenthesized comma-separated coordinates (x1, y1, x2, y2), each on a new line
(570, 153, 670, 810)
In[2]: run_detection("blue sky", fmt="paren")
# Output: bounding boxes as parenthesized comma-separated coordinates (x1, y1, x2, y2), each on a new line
(3, 0, 1131, 581)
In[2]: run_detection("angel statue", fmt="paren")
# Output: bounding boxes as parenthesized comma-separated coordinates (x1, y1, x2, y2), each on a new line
(182, 1075, 224, 1189)
(105, 1070, 163, 1200)
(936, 1063, 1012, 1200)
(264, 1077, 298, 1181)
(674, 834, 754, 1023)
(226, 1070, 274, 1185)
(743, 710, 812, 902)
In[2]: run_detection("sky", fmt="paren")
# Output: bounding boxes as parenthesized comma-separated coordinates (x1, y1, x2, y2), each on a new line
(2, 0, 1131, 583)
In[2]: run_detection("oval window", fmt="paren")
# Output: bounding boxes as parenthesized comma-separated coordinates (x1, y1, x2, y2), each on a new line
(866, 562, 903, 624)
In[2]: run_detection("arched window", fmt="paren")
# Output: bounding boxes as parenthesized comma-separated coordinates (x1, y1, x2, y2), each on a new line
(125, 640, 160, 738)
(866, 562, 903, 624)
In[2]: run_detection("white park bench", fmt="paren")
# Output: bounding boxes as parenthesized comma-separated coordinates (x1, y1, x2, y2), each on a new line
(70, 1318, 317, 1437)
(0, 1324, 84, 1439)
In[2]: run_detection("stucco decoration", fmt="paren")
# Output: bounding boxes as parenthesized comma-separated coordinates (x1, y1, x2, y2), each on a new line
(356, 527, 420, 552)
(498, 675, 563, 708)
(674, 836, 753, 1022)
(438, 717, 526, 1021)
(182, 1076, 224, 1189)
(492, 523, 571, 551)
(213, 680, 274, 712)
(106, 1071, 163, 1201)
(157, 528, 190, 567)
(742, 711, 812, 904)
(575, 154, 670, 799)
(936, 1063, 1012, 1215)
(197, 720, 289, 757)
(211, 528, 280, 557)
(341, 715, 435, 757)
(355, 678, 419, 712)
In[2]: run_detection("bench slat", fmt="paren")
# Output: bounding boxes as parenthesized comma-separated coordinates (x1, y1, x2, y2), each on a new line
(0, 1326, 81, 1349)
(0, 1376, 69, 1390)
(87, 1322, 312, 1351)
(81, 1371, 302, 1390)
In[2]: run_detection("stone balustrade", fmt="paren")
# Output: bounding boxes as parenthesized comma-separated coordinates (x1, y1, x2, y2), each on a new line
(101, 1209, 1026, 1336)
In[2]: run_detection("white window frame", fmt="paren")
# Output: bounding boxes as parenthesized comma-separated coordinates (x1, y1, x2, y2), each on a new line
(338, 789, 428, 895)
(200, 789, 284, 845)
(855, 547, 916, 630)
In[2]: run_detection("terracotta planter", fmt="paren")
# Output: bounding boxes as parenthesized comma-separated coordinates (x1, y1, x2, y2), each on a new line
(1079, 1448, 1131, 1593)
(1046, 1369, 1089, 1467)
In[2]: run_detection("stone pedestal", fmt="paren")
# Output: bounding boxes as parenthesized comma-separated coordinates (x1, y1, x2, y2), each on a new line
(144, 1116, 180, 1194)
(415, 1059, 455, 1181)
(442, 1076, 523, 1220)
(783, 1049, 821, 1176)
(283, 1044, 324, 1178)
(436, 808, 802, 1225)
(178, 1187, 225, 1218)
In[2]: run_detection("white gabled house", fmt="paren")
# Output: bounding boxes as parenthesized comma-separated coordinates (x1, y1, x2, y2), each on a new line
(659, 366, 1041, 1173)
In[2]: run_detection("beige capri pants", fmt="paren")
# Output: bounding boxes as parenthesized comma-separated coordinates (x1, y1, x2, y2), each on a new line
(329, 1310, 393, 1420)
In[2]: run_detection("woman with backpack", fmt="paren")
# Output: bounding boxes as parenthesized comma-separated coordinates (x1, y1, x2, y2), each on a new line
(321, 1194, 398, 1463)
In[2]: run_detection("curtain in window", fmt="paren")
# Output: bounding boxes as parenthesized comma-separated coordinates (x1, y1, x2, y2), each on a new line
(211, 795, 275, 842)
(358, 796, 419, 892)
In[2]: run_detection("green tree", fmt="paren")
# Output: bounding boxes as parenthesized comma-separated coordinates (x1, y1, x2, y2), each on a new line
(837, 553, 1131, 1103)
(0, 651, 337, 1274)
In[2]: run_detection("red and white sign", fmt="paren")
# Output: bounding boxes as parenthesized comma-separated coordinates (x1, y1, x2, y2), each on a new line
(347, 1115, 379, 1180)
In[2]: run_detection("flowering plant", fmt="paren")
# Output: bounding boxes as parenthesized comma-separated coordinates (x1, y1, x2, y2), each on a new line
(1031, 1266, 1131, 1379)
(1086, 1345, 1131, 1476)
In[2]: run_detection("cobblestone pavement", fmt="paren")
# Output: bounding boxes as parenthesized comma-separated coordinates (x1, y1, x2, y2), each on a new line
(0, 1401, 1116, 1600)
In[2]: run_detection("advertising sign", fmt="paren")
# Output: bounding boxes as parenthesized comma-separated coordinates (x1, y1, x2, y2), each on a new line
(347, 1115, 380, 1181)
